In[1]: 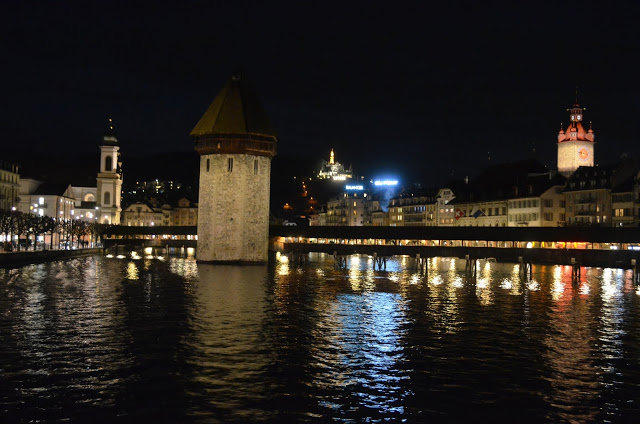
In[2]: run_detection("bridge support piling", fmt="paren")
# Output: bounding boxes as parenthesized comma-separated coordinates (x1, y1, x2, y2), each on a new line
(334, 252, 347, 269)
(633, 259, 638, 285)
(570, 257, 581, 282)
(416, 254, 427, 272)
(289, 252, 308, 265)
(372, 252, 387, 271)
(465, 255, 477, 279)
(518, 256, 532, 281)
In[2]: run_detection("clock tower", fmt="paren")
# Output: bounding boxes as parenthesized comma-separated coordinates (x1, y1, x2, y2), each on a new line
(557, 102, 594, 177)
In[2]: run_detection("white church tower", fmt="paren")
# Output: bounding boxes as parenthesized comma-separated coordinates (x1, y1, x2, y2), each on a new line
(192, 74, 277, 263)
(557, 102, 595, 177)
(96, 118, 123, 224)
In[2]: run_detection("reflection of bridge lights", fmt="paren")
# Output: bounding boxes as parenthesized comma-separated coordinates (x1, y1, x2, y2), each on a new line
(527, 280, 540, 291)
(579, 283, 590, 295)
(410, 274, 421, 284)
(477, 278, 489, 288)
(126, 262, 139, 280)
(452, 276, 463, 288)
(429, 275, 443, 285)
(499, 279, 513, 290)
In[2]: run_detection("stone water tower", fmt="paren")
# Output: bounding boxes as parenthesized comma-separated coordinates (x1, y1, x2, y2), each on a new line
(192, 74, 277, 263)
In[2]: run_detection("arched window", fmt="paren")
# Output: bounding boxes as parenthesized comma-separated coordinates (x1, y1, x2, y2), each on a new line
(105, 155, 113, 171)
(84, 193, 95, 202)
(104, 192, 111, 206)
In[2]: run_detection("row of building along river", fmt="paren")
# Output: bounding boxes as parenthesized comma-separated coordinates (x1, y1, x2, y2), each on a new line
(1, 252, 639, 422)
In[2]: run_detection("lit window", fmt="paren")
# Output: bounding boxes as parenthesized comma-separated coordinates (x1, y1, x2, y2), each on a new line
(38, 197, 44, 205)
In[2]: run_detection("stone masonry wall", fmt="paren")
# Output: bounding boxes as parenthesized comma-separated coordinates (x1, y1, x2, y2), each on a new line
(197, 153, 271, 262)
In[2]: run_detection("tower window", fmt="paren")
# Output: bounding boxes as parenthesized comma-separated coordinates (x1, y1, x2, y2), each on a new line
(104, 192, 111, 206)
(254, 159, 259, 175)
(228, 158, 233, 172)
(105, 155, 113, 171)
(206, 158, 210, 172)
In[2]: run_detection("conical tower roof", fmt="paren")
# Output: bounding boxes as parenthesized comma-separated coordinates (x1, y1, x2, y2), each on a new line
(191, 74, 277, 139)
(192, 74, 277, 158)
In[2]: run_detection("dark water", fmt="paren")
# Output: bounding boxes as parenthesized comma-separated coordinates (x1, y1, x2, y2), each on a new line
(1, 253, 640, 423)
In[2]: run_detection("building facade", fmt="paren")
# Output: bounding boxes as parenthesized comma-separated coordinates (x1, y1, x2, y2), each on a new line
(0, 162, 19, 212)
(326, 191, 367, 226)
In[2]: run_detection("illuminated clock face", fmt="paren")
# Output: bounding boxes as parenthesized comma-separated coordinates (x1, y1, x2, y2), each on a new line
(578, 148, 589, 161)
(577, 114, 582, 121)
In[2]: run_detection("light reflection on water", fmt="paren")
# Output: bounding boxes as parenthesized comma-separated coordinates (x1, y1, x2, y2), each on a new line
(1, 253, 640, 422)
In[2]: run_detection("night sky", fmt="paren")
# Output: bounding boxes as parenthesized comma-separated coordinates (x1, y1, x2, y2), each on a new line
(3, 1, 640, 185)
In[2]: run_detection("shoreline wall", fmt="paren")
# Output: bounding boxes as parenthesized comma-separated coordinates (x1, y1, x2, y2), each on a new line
(0, 249, 102, 269)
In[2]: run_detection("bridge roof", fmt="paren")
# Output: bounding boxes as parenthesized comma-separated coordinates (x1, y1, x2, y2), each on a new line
(102, 225, 640, 244)
(269, 225, 640, 244)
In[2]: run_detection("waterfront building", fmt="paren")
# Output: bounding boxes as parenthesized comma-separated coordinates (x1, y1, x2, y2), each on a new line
(454, 199, 508, 227)
(611, 173, 637, 227)
(363, 196, 386, 226)
(506, 175, 566, 227)
(17, 179, 75, 220)
(96, 118, 123, 224)
(172, 197, 198, 226)
(192, 73, 277, 263)
(0, 161, 19, 211)
(317, 149, 353, 181)
(122, 201, 166, 227)
(436, 188, 456, 226)
(563, 160, 638, 226)
(388, 190, 438, 227)
(557, 102, 595, 177)
(326, 191, 367, 226)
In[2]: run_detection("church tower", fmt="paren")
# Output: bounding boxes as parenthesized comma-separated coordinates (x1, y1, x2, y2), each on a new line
(96, 118, 123, 224)
(557, 102, 595, 177)
(192, 74, 277, 263)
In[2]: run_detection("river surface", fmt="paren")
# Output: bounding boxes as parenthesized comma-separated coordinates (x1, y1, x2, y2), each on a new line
(1, 253, 640, 423)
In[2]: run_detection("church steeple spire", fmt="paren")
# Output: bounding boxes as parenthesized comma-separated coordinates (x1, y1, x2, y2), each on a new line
(102, 117, 118, 145)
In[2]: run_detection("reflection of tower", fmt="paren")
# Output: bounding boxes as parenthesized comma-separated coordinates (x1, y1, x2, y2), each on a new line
(192, 74, 277, 263)
(557, 102, 595, 177)
(96, 118, 123, 224)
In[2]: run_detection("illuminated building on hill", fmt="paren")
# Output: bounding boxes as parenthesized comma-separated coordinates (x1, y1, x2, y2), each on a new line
(318, 149, 353, 181)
